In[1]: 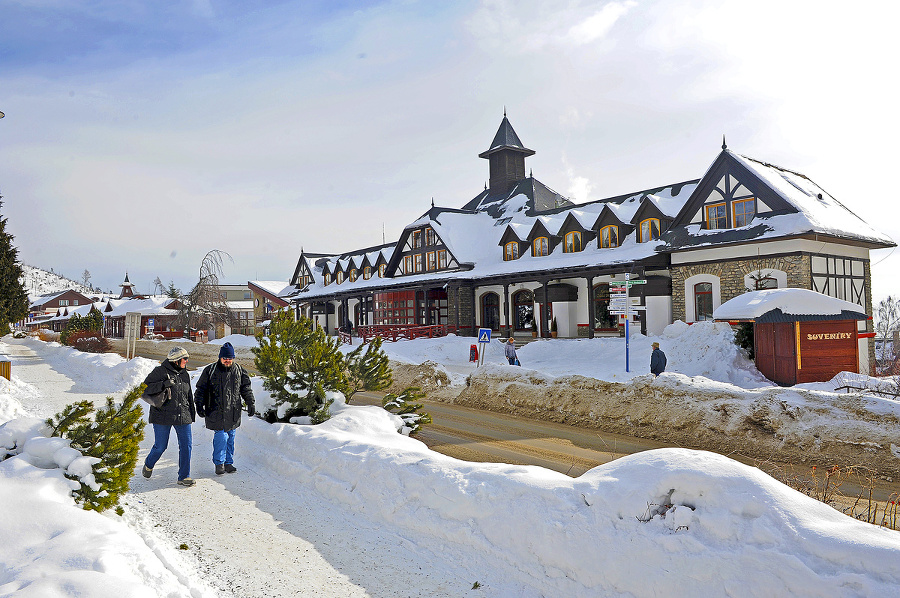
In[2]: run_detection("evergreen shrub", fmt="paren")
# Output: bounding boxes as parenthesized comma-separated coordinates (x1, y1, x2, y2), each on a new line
(45, 385, 145, 512)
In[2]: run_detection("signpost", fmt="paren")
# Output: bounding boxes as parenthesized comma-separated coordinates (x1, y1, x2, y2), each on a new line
(609, 275, 647, 372)
(124, 312, 142, 360)
(477, 327, 492, 367)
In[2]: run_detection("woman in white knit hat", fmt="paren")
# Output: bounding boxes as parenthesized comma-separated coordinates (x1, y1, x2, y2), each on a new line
(141, 347, 197, 486)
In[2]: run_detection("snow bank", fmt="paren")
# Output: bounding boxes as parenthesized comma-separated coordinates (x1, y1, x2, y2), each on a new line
(238, 403, 900, 596)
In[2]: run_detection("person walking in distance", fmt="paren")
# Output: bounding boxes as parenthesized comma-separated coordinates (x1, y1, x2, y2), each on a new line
(650, 341, 667, 377)
(505, 337, 520, 366)
(142, 347, 196, 486)
(195, 342, 255, 475)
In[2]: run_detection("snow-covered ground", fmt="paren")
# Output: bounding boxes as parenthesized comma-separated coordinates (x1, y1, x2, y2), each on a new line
(3, 329, 900, 597)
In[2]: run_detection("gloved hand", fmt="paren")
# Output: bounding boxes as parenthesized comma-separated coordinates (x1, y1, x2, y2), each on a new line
(196, 404, 206, 418)
(247, 404, 255, 417)
(163, 379, 174, 388)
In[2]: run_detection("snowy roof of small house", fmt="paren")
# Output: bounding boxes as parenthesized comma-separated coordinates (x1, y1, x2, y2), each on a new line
(104, 296, 180, 318)
(713, 288, 868, 322)
(249, 281, 291, 297)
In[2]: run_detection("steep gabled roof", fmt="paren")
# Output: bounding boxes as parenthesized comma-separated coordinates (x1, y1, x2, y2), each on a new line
(664, 150, 895, 251)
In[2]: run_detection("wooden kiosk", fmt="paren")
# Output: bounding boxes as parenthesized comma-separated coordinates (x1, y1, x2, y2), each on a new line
(714, 289, 870, 386)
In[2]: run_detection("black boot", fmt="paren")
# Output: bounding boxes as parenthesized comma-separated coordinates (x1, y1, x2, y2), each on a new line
(215, 463, 225, 475)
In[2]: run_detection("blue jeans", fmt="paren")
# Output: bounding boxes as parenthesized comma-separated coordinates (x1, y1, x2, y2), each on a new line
(213, 429, 237, 466)
(145, 423, 192, 480)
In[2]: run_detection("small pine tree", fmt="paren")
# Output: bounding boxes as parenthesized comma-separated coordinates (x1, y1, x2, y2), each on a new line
(45, 386, 145, 512)
(344, 336, 393, 402)
(253, 312, 348, 421)
(382, 386, 432, 435)
(0, 198, 29, 334)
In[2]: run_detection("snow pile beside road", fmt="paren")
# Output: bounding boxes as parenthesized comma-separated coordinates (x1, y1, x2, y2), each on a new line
(238, 402, 900, 596)
(659, 320, 771, 388)
(370, 321, 771, 389)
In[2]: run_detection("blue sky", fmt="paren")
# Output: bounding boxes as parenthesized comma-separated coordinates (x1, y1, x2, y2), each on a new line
(2, 0, 899, 302)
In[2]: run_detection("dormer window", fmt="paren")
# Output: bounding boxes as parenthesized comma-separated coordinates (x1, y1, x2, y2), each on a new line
(563, 231, 582, 253)
(639, 218, 660, 243)
(532, 237, 549, 257)
(349, 269, 358, 282)
(705, 204, 727, 229)
(504, 241, 519, 261)
(363, 266, 372, 280)
(600, 225, 618, 249)
(379, 263, 387, 277)
(324, 273, 331, 286)
(336, 271, 344, 284)
(733, 198, 755, 227)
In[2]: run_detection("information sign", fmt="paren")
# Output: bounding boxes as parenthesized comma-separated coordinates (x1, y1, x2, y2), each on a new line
(477, 328, 492, 343)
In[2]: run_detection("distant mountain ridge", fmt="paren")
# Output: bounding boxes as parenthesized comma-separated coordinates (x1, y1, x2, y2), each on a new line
(20, 265, 96, 297)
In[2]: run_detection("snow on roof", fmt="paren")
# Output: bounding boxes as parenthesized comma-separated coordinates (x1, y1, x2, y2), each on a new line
(645, 192, 683, 218)
(226, 300, 254, 310)
(732, 152, 894, 246)
(713, 288, 867, 321)
(104, 297, 179, 317)
(249, 281, 291, 296)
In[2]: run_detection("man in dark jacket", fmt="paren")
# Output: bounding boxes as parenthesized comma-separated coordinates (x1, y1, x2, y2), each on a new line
(195, 342, 255, 475)
(650, 341, 667, 376)
(142, 347, 196, 486)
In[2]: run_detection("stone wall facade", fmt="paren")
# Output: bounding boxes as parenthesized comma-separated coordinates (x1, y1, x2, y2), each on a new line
(672, 253, 810, 322)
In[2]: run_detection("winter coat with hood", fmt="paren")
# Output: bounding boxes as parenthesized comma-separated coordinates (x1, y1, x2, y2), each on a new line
(143, 360, 196, 426)
(195, 361, 255, 432)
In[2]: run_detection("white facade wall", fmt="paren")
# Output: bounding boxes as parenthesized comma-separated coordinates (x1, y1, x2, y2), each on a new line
(645, 295, 672, 336)
(671, 238, 870, 265)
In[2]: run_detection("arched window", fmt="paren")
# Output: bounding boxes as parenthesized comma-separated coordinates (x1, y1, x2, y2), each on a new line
(639, 219, 660, 243)
(592, 283, 618, 329)
(336, 271, 344, 285)
(599, 225, 618, 249)
(379, 264, 386, 277)
(513, 290, 534, 331)
(694, 282, 713, 321)
(349, 269, 358, 282)
(504, 241, 519, 261)
(564, 231, 582, 253)
(363, 266, 372, 280)
(532, 237, 549, 257)
(481, 293, 501, 331)
(323, 273, 331, 286)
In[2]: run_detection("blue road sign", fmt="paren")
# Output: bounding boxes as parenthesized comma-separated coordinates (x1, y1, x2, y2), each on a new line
(478, 328, 492, 343)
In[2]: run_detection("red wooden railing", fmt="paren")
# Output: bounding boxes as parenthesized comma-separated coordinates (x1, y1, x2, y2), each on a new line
(356, 324, 448, 343)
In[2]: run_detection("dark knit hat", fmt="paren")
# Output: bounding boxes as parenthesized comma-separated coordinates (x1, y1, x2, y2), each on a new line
(218, 342, 235, 359)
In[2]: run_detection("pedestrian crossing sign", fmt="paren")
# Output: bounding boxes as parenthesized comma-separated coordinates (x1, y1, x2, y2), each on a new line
(478, 328, 492, 343)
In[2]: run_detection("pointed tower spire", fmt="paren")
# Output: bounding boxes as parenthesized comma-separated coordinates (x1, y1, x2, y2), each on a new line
(119, 272, 135, 299)
(722, 135, 727, 150)
(479, 113, 535, 195)
(431, 197, 435, 208)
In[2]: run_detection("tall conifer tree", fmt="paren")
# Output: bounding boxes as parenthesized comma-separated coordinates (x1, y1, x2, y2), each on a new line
(0, 197, 29, 333)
